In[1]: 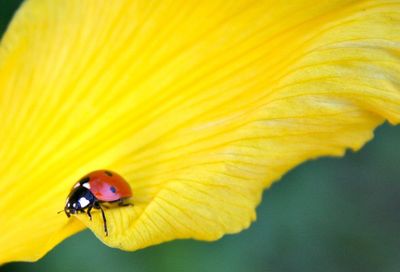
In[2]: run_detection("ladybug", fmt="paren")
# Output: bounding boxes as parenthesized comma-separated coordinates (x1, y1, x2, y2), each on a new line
(63, 170, 133, 236)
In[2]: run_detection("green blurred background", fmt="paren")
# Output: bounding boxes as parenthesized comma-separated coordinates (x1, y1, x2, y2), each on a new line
(1, 1, 400, 271)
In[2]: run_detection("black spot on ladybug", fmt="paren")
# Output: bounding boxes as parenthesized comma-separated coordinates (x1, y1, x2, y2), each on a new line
(79, 177, 90, 184)
(110, 186, 116, 193)
(104, 171, 113, 176)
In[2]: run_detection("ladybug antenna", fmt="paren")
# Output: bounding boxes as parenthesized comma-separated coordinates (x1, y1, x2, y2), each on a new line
(57, 209, 64, 214)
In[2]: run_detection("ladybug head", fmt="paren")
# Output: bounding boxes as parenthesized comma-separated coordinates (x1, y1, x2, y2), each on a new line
(64, 186, 95, 217)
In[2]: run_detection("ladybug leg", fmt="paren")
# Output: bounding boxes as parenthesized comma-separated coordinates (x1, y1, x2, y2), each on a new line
(87, 205, 93, 221)
(118, 198, 133, 207)
(99, 205, 108, 236)
(95, 202, 108, 236)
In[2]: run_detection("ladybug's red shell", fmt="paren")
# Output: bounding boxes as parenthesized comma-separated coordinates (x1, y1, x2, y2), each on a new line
(80, 170, 132, 202)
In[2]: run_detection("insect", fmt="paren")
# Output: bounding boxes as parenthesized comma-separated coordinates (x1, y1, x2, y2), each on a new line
(62, 170, 133, 236)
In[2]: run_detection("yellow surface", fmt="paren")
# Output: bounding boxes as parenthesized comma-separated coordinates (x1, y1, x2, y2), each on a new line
(0, 0, 399, 263)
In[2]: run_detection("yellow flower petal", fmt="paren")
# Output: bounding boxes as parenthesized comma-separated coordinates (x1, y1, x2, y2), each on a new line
(1, 0, 400, 263)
